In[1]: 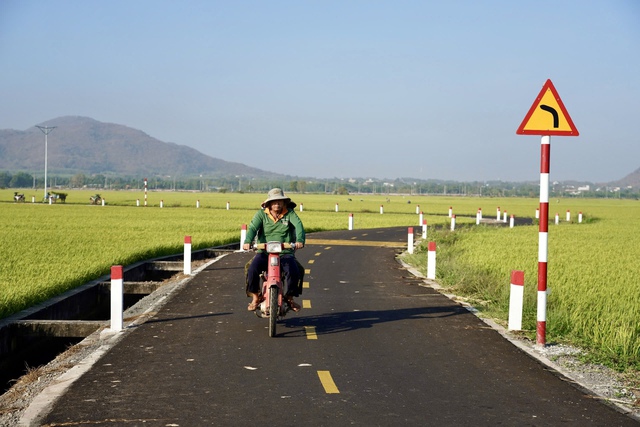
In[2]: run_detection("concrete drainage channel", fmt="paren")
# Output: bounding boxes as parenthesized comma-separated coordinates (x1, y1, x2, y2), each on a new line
(0, 245, 237, 395)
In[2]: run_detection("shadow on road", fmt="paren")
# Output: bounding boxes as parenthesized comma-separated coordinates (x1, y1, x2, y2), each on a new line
(281, 305, 467, 337)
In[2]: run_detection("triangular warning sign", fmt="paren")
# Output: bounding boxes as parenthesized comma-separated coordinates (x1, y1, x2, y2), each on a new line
(516, 79, 579, 136)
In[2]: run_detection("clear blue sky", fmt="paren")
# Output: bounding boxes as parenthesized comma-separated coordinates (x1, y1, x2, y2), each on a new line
(1, 1, 638, 182)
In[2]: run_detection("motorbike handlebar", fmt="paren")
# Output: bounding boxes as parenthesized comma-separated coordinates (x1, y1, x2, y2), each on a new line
(254, 242, 295, 251)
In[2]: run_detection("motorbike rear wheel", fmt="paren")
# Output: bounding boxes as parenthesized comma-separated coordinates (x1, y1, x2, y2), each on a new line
(268, 285, 278, 337)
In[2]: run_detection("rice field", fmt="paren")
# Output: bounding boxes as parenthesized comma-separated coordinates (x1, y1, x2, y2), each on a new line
(0, 189, 422, 319)
(2, 188, 639, 370)
(404, 197, 640, 370)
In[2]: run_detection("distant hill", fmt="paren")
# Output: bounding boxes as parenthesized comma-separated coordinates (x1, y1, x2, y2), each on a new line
(0, 116, 276, 178)
(611, 167, 640, 188)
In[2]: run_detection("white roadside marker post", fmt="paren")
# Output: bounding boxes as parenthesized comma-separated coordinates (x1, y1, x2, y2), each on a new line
(407, 227, 414, 254)
(508, 270, 524, 331)
(427, 242, 436, 280)
(184, 236, 192, 275)
(110, 266, 124, 332)
(240, 225, 247, 251)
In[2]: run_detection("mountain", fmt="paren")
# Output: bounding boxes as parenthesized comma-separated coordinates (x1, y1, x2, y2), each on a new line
(0, 116, 275, 178)
(611, 167, 640, 188)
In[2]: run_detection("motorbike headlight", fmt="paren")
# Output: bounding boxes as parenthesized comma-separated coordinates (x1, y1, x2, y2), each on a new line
(266, 241, 283, 253)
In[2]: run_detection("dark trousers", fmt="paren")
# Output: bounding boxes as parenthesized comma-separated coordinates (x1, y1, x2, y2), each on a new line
(246, 253, 301, 297)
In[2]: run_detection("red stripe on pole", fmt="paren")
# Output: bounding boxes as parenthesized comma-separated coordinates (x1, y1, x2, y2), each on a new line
(428, 241, 436, 251)
(511, 270, 524, 286)
(537, 321, 546, 341)
(185, 235, 191, 244)
(242, 224, 247, 230)
(539, 202, 549, 232)
(111, 265, 123, 280)
(408, 227, 413, 234)
(537, 262, 547, 291)
(540, 142, 550, 173)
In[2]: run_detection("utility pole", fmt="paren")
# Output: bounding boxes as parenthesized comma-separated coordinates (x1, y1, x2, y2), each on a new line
(36, 125, 56, 201)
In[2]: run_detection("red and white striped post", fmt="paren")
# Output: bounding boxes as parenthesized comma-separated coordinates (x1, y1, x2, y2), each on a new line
(537, 135, 551, 345)
(578, 211, 583, 223)
(510, 214, 515, 228)
(136, 198, 140, 207)
(348, 213, 354, 230)
(535, 208, 540, 219)
(101, 198, 105, 207)
(335, 203, 339, 212)
(416, 205, 420, 215)
(380, 205, 384, 214)
(508, 270, 524, 331)
(184, 236, 192, 275)
(555, 212, 559, 225)
(476, 208, 481, 225)
(196, 199, 200, 208)
(240, 224, 247, 250)
(497, 207, 501, 221)
(160, 200, 164, 208)
(144, 178, 148, 207)
(419, 211, 424, 226)
(110, 265, 124, 332)
(448, 206, 453, 218)
(427, 242, 436, 279)
(226, 201, 230, 210)
(517, 80, 579, 347)
(450, 214, 456, 231)
(300, 203, 304, 212)
(566, 209, 571, 222)
(407, 227, 414, 254)
(503, 210, 508, 223)
(421, 219, 427, 239)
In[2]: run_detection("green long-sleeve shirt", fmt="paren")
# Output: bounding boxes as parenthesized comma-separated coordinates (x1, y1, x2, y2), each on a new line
(244, 207, 305, 254)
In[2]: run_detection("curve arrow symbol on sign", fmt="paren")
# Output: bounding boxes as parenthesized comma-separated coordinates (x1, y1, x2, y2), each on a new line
(539, 105, 559, 128)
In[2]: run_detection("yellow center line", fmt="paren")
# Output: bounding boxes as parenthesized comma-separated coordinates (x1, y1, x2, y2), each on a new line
(305, 238, 405, 248)
(308, 259, 315, 264)
(317, 371, 340, 394)
(302, 299, 311, 309)
(304, 326, 318, 340)
(303, 281, 310, 289)
(305, 269, 311, 274)
(314, 252, 322, 256)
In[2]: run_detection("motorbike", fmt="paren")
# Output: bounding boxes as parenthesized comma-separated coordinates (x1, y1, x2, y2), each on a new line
(253, 241, 296, 337)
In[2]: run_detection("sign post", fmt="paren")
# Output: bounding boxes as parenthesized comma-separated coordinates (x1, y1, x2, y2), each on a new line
(516, 79, 578, 346)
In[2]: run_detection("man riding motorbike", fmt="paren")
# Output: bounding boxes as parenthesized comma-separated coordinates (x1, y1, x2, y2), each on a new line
(243, 188, 305, 312)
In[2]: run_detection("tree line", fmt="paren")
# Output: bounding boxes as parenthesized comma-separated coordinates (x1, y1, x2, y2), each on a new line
(1, 170, 636, 199)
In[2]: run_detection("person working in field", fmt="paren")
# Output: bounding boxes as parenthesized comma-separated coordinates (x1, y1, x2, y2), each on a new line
(243, 188, 305, 312)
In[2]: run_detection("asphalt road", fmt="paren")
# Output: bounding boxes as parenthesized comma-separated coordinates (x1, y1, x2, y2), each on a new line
(40, 227, 636, 426)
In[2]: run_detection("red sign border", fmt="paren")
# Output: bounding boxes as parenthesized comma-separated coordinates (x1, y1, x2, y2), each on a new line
(516, 79, 579, 136)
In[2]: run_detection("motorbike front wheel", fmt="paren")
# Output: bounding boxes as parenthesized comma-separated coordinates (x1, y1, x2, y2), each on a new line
(268, 285, 278, 337)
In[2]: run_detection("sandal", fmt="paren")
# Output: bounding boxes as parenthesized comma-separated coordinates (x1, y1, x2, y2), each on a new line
(286, 298, 301, 312)
(247, 295, 265, 311)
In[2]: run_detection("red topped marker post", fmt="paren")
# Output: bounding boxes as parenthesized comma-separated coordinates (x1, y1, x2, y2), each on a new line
(517, 79, 579, 346)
